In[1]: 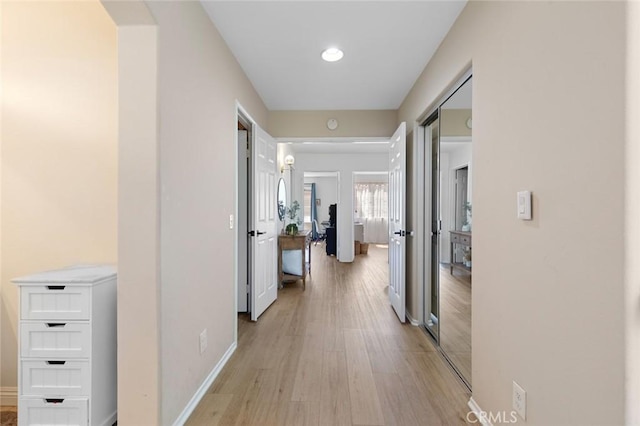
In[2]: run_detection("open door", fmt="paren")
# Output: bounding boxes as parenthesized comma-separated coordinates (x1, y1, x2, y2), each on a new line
(389, 122, 407, 322)
(250, 125, 278, 321)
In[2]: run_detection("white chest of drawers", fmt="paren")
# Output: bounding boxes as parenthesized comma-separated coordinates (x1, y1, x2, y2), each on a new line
(13, 265, 117, 426)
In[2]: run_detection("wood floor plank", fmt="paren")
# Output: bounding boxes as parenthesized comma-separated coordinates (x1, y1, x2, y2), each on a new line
(186, 244, 471, 426)
(373, 372, 421, 426)
(282, 401, 321, 426)
(185, 394, 233, 425)
(318, 350, 352, 426)
(439, 265, 472, 385)
(291, 321, 325, 402)
(344, 328, 385, 426)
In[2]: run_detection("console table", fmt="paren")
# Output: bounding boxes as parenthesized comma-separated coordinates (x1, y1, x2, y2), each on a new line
(449, 230, 472, 274)
(278, 231, 311, 289)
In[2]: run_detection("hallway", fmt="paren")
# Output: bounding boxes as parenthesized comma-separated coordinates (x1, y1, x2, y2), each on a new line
(187, 244, 471, 425)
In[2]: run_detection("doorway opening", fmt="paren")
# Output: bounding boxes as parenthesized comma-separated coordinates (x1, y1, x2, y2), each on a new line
(353, 172, 389, 256)
(236, 119, 251, 315)
(235, 104, 279, 326)
(303, 172, 339, 253)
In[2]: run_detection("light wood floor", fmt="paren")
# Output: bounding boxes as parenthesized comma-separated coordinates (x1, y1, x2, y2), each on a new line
(439, 265, 472, 385)
(187, 244, 471, 425)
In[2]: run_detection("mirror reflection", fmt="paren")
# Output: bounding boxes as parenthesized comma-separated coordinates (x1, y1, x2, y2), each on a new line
(277, 177, 287, 221)
(438, 77, 472, 387)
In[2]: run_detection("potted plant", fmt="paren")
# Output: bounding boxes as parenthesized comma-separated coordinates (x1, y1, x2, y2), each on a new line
(285, 200, 301, 235)
(461, 202, 472, 232)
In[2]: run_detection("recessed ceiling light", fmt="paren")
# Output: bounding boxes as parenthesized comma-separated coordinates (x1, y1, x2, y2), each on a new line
(322, 47, 344, 62)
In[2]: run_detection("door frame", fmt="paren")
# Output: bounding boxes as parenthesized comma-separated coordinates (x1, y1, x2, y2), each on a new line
(234, 101, 257, 342)
(415, 68, 473, 390)
(416, 68, 472, 333)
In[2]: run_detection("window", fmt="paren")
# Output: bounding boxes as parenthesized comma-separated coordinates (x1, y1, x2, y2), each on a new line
(303, 184, 312, 223)
(354, 183, 388, 219)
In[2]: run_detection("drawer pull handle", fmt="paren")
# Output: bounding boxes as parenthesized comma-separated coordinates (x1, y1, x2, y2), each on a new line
(45, 398, 64, 404)
(46, 285, 66, 290)
(46, 323, 66, 328)
(47, 360, 66, 365)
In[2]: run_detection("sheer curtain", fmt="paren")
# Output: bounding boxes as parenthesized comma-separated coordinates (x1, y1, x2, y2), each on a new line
(354, 183, 389, 244)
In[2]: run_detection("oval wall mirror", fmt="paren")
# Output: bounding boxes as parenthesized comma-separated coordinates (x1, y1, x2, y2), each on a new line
(277, 178, 287, 221)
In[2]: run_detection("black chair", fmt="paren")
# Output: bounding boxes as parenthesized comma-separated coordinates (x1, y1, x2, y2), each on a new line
(312, 220, 326, 245)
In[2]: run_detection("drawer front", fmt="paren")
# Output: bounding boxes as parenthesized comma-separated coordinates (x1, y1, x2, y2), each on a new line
(450, 233, 460, 243)
(22, 360, 90, 396)
(461, 236, 471, 245)
(19, 397, 88, 426)
(21, 286, 90, 320)
(21, 323, 90, 359)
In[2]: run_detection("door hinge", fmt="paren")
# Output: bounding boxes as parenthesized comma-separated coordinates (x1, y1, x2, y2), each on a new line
(246, 284, 250, 294)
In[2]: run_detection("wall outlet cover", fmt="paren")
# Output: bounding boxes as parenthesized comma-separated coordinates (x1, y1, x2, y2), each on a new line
(513, 381, 526, 420)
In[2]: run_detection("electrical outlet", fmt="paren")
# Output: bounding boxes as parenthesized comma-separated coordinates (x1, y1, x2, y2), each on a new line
(513, 381, 526, 420)
(199, 329, 208, 355)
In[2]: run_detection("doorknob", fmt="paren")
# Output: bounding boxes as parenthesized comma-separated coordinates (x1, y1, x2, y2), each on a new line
(248, 230, 266, 237)
(393, 230, 406, 237)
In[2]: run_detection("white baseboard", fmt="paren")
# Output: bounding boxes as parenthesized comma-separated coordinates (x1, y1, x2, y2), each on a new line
(171, 341, 237, 426)
(1, 386, 18, 406)
(468, 397, 493, 426)
(405, 311, 420, 326)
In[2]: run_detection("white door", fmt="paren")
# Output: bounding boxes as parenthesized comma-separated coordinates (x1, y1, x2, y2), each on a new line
(389, 122, 407, 322)
(250, 125, 278, 321)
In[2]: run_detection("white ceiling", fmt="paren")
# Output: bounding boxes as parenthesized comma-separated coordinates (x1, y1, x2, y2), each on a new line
(201, 1, 467, 111)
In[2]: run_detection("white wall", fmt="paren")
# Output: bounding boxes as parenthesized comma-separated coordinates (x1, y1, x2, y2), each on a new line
(439, 143, 472, 263)
(354, 172, 388, 184)
(269, 110, 397, 138)
(625, 3, 640, 423)
(400, 2, 627, 423)
(144, 2, 268, 423)
(1, 0, 117, 398)
(293, 153, 387, 262)
(101, 1, 269, 423)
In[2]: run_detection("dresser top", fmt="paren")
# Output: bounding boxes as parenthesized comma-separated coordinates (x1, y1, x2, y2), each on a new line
(12, 264, 117, 285)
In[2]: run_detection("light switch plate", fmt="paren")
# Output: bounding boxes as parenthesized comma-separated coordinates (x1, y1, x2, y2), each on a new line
(517, 191, 532, 220)
(229, 214, 234, 229)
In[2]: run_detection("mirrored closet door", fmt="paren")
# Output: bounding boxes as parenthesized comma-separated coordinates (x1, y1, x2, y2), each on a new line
(423, 75, 472, 389)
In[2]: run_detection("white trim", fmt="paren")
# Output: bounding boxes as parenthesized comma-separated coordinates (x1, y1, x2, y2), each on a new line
(234, 101, 257, 338)
(414, 124, 425, 325)
(405, 311, 419, 326)
(235, 100, 257, 129)
(171, 342, 237, 426)
(276, 137, 389, 144)
(417, 65, 473, 124)
(440, 136, 471, 144)
(0, 386, 18, 406)
(468, 397, 493, 426)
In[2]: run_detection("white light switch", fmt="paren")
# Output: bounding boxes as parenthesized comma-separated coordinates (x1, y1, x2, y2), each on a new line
(229, 214, 234, 229)
(517, 191, 532, 220)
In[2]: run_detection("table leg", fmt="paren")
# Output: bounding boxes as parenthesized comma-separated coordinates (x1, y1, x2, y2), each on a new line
(450, 241, 454, 274)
